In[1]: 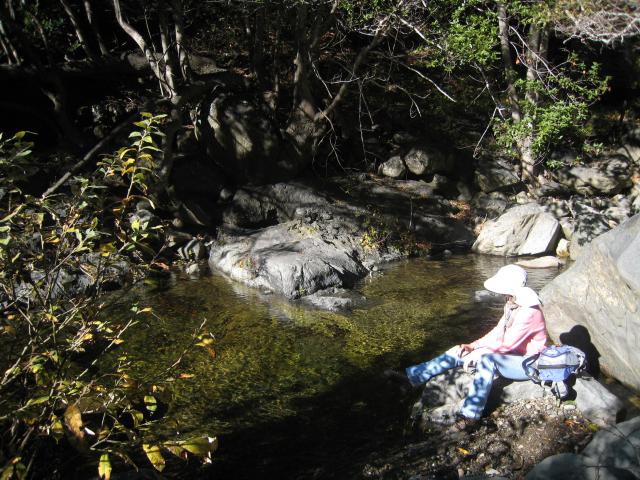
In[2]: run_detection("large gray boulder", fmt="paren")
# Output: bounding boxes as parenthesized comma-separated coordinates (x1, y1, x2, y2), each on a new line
(209, 222, 367, 299)
(540, 214, 640, 390)
(472, 203, 561, 256)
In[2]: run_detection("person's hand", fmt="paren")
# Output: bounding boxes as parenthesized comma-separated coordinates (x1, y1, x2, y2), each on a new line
(459, 344, 474, 356)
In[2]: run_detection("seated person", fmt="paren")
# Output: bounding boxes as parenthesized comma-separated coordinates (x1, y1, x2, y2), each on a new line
(404, 265, 548, 429)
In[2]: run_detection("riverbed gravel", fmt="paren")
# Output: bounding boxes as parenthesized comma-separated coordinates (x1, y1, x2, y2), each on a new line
(360, 396, 595, 480)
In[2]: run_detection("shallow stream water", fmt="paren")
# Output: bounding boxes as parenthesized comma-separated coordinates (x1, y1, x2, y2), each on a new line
(103, 254, 562, 479)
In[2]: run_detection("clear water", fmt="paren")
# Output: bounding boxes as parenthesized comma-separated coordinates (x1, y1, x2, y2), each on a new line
(103, 254, 562, 479)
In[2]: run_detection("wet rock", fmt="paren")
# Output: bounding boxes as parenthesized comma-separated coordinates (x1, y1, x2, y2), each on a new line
(300, 287, 366, 312)
(472, 203, 561, 256)
(178, 239, 207, 261)
(165, 230, 193, 248)
(541, 214, 640, 390)
(474, 289, 503, 303)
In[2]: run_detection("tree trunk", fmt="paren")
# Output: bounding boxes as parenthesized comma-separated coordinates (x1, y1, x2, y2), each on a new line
(59, 0, 100, 61)
(291, 4, 317, 119)
(497, 2, 521, 123)
(112, 0, 174, 98)
(83, 0, 109, 56)
(168, 0, 191, 82)
(159, 3, 178, 95)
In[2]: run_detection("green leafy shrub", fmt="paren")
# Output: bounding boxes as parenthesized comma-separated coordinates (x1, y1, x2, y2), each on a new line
(0, 116, 216, 479)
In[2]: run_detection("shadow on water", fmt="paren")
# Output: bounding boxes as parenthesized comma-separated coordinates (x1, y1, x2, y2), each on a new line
(98, 254, 564, 479)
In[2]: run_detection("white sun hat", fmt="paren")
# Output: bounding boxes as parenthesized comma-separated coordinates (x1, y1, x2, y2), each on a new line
(513, 286, 541, 307)
(483, 264, 527, 295)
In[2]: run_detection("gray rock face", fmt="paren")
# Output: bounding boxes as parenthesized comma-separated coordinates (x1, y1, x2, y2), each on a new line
(300, 287, 366, 312)
(472, 192, 509, 219)
(472, 203, 561, 256)
(540, 214, 640, 390)
(569, 213, 611, 260)
(525, 452, 637, 480)
(378, 156, 407, 178)
(555, 155, 632, 196)
(476, 158, 521, 193)
(572, 375, 624, 427)
(526, 416, 640, 480)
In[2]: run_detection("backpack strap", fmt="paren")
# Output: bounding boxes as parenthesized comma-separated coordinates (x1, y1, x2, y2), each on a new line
(522, 353, 541, 383)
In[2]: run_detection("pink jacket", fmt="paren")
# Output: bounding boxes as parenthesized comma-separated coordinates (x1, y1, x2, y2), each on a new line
(470, 303, 548, 356)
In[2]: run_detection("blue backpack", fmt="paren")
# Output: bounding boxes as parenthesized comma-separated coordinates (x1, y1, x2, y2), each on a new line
(523, 345, 587, 398)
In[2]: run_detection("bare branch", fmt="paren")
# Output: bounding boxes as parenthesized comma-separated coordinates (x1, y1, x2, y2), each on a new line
(554, 0, 640, 45)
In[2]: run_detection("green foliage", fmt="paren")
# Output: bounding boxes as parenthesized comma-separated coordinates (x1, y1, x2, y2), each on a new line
(495, 56, 610, 166)
(0, 116, 215, 478)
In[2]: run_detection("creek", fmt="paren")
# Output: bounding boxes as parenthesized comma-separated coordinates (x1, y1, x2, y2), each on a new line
(103, 254, 562, 479)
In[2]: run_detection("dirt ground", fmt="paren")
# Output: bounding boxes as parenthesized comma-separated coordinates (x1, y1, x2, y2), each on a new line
(360, 396, 596, 480)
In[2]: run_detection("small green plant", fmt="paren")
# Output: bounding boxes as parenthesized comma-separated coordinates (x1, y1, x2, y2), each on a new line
(98, 113, 166, 259)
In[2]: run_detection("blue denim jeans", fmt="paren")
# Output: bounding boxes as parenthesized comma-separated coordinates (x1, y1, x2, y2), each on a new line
(405, 352, 529, 420)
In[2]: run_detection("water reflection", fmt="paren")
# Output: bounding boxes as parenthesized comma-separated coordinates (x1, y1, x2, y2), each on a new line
(102, 254, 563, 478)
